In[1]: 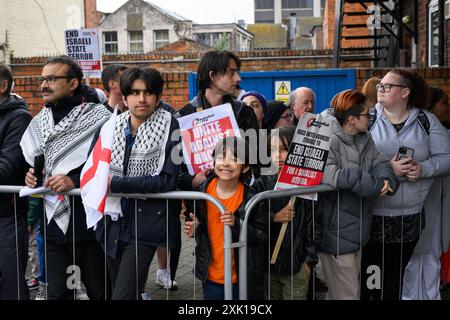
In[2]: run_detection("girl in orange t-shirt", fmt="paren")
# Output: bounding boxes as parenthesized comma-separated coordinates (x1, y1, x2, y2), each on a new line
(184, 136, 267, 300)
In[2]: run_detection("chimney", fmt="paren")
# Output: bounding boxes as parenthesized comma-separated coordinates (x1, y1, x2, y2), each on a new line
(289, 13, 297, 49)
(84, 0, 103, 28)
(237, 19, 246, 28)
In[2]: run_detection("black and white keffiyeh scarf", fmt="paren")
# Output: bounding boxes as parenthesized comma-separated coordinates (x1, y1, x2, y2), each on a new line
(104, 108, 172, 218)
(20, 102, 111, 234)
(110, 107, 172, 177)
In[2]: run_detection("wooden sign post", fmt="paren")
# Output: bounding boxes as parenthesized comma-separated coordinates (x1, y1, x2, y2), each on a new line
(269, 111, 332, 264)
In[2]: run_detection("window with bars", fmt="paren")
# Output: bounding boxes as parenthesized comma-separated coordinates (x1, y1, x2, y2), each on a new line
(282, 0, 313, 9)
(103, 31, 118, 54)
(281, 0, 315, 18)
(255, 0, 274, 9)
(428, 0, 441, 66)
(255, 0, 275, 23)
(153, 30, 169, 49)
(129, 31, 143, 53)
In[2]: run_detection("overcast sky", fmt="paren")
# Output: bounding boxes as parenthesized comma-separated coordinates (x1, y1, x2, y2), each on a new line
(97, 0, 255, 24)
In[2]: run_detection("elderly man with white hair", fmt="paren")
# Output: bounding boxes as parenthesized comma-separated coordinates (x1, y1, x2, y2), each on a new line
(288, 87, 315, 126)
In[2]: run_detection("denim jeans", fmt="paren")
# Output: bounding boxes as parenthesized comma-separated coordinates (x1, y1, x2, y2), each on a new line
(36, 225, 46, 283)
(203, 279, 239, 300)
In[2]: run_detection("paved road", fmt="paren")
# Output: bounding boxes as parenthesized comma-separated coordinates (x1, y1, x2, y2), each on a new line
(26, 217, 450, 300)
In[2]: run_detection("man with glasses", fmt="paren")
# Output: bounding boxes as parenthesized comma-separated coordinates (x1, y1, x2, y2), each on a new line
(20, 56, 111, 300)
(288, 87, 315, 127)
(0, 63, 32, 300)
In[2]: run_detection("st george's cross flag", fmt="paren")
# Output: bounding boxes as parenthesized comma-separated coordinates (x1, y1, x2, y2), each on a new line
(80, 107, 120, 229)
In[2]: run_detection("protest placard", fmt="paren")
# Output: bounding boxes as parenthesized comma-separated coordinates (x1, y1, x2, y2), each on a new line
(271, 112, 332, 264)
(64, 28, 102, 78)
(178, 103, 241, 176)
(275, 112, 332, 199)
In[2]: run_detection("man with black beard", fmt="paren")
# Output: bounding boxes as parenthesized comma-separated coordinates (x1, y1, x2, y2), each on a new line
(21, 56, 111, 300)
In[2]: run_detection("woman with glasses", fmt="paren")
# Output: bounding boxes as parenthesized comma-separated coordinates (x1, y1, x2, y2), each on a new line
(266, 100, 294, 130)
(361, 70, 450, 300)
(317, 89, 399, 300)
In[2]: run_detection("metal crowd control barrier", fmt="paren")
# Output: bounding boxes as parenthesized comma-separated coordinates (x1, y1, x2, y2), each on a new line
(0, 186, 235, 301)
(237, 184, 334, 300)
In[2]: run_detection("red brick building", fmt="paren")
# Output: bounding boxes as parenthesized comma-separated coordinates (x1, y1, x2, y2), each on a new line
(320, 0, 450, 68)
(84, 0, 103, 28)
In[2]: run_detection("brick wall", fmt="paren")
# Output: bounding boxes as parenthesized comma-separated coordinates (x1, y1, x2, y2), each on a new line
(84, 0, 103, 28)
(323, 0, 333, 49)
(417, 1, 450, 67)
(11, 72, 190, 116)
(323, 0, 370, 50)
(446, 17, 450, 66)
(9, 51, 449, 115)
(417, 0, 428, 66)
(10, 49, 363, 115)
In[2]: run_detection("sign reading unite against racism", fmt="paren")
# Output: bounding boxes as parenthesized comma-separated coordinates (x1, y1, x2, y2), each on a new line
(64, 28, 102, 78)
(275, 112, 332, 199)
(178, 103, 241, 176)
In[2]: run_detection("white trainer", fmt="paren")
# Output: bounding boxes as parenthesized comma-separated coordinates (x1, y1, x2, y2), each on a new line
(155, 268, 178, 290)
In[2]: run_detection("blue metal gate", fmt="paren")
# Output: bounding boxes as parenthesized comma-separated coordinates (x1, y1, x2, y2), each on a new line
(189, 69, 356, 114)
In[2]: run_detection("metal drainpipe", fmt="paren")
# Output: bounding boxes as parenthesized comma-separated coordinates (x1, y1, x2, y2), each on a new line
(289, 13, 297, 50)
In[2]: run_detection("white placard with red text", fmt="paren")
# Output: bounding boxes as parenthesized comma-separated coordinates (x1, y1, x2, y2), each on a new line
(275, 112, 332, 200)
(178, 103, 241, 176)
(64, 28, 102, 78)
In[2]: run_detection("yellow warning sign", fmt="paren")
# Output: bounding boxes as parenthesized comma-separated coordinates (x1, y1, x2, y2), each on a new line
(277, 82, 290, 95)
(275, 81, 291, 103)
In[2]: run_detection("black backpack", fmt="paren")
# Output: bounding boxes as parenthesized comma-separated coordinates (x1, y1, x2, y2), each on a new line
(368, 108, 430, 136)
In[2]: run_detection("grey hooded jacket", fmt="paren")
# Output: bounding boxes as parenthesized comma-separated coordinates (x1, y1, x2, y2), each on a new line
(369, 103, 450, 217)
(316, 109, 399, 255)
(414, 129, 450, 254)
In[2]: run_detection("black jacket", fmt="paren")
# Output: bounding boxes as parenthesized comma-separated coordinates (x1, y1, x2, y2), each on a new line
(0, 95, 31, 219)
(103, 102, 182, 249)
(174, 94, 260, 191)
(186, 175, 267, 299)
(94, 110, 181, 258)
(38, 85, 103, 243)
(253, 175, 318, 276)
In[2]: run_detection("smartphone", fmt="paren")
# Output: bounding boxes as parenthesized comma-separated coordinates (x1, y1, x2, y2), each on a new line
(34, 155, 45, 187)
(397, 146, 414, 161)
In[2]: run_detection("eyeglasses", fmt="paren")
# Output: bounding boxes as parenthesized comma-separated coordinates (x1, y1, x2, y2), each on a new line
(376, 83, 407, 93)
(279, 112, 294, 120)
(355, 113, 375, 121)
(38, 76, 70, 85)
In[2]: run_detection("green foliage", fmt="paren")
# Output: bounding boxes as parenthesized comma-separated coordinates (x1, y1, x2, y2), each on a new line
(215, 33, 229, 50)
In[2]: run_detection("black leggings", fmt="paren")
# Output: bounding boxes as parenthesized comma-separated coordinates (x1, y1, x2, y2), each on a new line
(360, 238, 419, 300)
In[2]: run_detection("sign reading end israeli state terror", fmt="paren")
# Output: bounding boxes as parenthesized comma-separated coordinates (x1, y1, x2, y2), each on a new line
(64, 28, 102, 78)
(275, 112, 332, 200)
(178, 103, 241, 176)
